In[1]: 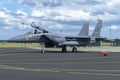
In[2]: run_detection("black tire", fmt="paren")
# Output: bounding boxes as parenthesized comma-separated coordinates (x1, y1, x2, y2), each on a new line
(62, 46, 67, 52)
(104, 54, 107, 56)
(41, 43, 45, 53)
(72, 47, 77, 52)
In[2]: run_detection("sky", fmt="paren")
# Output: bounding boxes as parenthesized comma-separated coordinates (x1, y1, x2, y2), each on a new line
(0, 0, 120, 40)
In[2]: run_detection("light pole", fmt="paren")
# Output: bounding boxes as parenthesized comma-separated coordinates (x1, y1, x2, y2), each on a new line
(109, 24, 112, 40)
(60, 28, 62, 33)
(109, 24, 112, 46)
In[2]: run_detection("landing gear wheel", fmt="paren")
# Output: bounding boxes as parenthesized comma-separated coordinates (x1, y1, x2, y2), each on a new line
(41, 43, 45, 53)
(72, 47, 77, 52)
(41, 49, 45, 53)
(62, 46, 67, 52)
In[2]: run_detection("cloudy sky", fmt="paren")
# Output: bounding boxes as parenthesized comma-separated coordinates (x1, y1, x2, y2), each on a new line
(0, 0, 120, 40)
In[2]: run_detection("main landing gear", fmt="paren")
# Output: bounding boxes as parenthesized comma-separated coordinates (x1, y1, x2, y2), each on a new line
(62, 46, 67, 52)
(62, 46, 77, 52)
(72, 47, 77, 52)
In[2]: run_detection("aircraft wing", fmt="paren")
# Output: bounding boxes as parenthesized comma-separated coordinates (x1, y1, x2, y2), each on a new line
(65, 36, 90, 42)
(65, 36, 90, 39)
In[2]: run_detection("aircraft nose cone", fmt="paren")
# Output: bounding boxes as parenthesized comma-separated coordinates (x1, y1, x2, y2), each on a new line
(7, 38, 14, 42)
(7, 35, 26, 42)
(7, 36, 20, 42)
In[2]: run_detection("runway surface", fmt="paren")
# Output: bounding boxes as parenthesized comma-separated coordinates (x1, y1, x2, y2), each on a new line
(0, 48, 120, 80)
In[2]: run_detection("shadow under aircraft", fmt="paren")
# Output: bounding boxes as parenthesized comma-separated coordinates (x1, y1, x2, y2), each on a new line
(8, 20, 102, 52)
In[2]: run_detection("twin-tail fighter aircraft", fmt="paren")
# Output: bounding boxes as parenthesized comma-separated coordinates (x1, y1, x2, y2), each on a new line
(8, 20, 102, 52)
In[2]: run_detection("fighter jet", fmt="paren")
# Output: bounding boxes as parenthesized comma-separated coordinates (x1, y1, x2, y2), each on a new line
(8, 20, 102, 52)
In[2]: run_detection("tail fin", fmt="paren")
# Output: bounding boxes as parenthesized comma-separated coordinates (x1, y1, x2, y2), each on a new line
(90, 20, 102, 43)
(91, 20, 102, 38)
(78, 21, 89, 36)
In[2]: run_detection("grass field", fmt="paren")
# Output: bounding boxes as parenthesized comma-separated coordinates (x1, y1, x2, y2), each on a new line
(33, 46, 120, 52)
(0, 42, 120, 52)
(0, 43, 40, 48)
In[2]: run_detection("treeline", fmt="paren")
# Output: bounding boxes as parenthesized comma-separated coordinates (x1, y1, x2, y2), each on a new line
(0, 40, 7, 43)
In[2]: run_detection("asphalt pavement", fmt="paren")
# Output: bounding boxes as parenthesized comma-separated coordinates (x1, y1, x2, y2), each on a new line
(0, 48, 120, 80)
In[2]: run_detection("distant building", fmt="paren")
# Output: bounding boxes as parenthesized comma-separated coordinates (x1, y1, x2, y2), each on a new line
(90, 38, 115, 46)
(114, 39, 120, 46)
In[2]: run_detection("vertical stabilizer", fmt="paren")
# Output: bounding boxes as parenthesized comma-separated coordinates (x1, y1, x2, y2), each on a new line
(90, 20, 102, 43)
(78, 22, 89, 36)
(91, 20, 102, 38)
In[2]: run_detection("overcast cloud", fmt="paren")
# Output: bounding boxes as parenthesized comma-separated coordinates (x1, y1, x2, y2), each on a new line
(0, 0, 120, 39)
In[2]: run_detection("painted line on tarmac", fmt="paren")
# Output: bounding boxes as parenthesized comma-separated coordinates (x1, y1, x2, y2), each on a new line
(62, 69, 120, 72)
(0, 56, 117, 63)
(31, 56, 120, 61)
(0, 65, 60, 72)
(68, 72, 120, 77)
(0, 61, 120, 65)
(1, 64, 120, 77)
(0, 55, 117, 62)
(41, 56, 120, 61)
(0, 53, 31, 57)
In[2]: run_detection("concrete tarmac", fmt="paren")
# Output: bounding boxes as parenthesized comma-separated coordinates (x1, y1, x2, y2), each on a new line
(0, 48, 120, 80)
